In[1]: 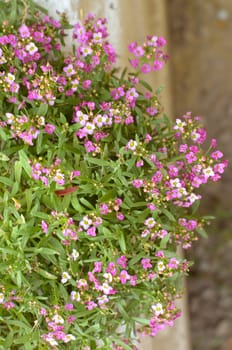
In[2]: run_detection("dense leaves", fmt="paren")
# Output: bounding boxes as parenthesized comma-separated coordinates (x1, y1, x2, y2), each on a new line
(0, 1, 227, 349)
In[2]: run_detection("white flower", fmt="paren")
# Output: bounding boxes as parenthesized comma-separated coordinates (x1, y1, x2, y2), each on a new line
(0, 293, 4, 303)
(64, 334, 76, 343)
(61, 271, 71, 283)
(203, 167, 214, 178)
(47, 337, 58, 346)
(126, 139, 138, 151)
(5, 73, 15, 83)
(70, 291, 81, 302)
(151, 302, 164, 316)
(5, 112, 14, 124)
(187, 193, 201, 204)
(52, 313, 64, 324)
(157, 261, 165, 272)
(25, 42, 38, 55)
(101, 282, 112, 295)
(103, 273, 113, 282)
(170, 178, 181, 188)
(93, 32, 103, 43)
(75, 111, 89, 126)
(84, 122, 95, 135)
(71, 249, 79, 261)
(174, 118, 186, 132)
(191, 130, 201, 142)
(80, 215, 92, 230)
(144, 217, 156, 229)
(94, 114, 107, 127)
(81, 46, 93, 57)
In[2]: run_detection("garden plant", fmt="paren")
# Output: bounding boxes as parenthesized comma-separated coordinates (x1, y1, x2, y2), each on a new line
(0, 0, 228, 349)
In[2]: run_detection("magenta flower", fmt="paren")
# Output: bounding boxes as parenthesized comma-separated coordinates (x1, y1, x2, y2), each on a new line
(119, 270, 130, 284)
(141, 258, 152, 270)
(117, 255, 127, 268)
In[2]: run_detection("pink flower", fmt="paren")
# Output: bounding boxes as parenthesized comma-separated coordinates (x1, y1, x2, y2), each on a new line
(141, 258, 152, 270)
(86, 301, 97, 310)
(41, 220, 48, 234)
(100, 203, 109, 215)
(64, 303, 74, 311)
(106, 262, 117, 276)
(132, 179, 143, 188)
(44, 124, 55, 134)
(211, 150, 223, 160)
(19, 24, 30, 38)
(93, 262, 103, 273)
(146, 107, 158, 116)
(141, 63, 151, 74)
(119, 270, 130, 284)
(185, 152, 197, 164)
(116, 212, 124, 221)
(117, 255, 127, 268)
(86, 227, 96, 236)
(136, 160, 144, 168)
(152, 60, 163, 71)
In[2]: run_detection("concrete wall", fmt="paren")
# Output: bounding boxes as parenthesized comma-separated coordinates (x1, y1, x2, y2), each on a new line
(34, 1, 191, 349)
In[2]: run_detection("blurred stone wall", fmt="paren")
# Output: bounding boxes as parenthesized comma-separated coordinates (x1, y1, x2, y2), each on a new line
(167, 1, 232, 349)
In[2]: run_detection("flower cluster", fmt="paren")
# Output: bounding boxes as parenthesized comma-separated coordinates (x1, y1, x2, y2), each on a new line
(0, 1, 227, 349)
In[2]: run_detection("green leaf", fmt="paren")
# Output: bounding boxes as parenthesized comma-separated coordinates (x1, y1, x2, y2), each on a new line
(86, 157, 111, 167)
(13, 331, 40, 345)
(0, 176, 13, 186)
(2, 331, 14, 348)
(37, 103, 48, 116)
(0, 151, 9, 161)
(162, 208, 176, 222)
(14, 160, 22, 183)
(19, 150, 31, 178)
(160, 233, 170, 248)
(79, 197, 95, 210)
(139, 79, 153, 92)
(196, 226, 208, 238)
(155, 84, 165, 95)
(118, 231, 126, 253)
(99, 190, 117, 202)
(36, 268, 57, 280)
(132, 317, 150, 325)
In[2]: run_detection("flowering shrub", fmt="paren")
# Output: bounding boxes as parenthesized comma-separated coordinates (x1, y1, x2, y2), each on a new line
(0, 1, 228, 349)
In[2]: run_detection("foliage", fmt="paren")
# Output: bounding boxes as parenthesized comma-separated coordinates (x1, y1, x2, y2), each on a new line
(0, 0, 228, 349)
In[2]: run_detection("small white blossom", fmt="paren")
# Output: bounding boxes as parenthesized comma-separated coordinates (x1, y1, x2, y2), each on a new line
(157, 261, 165, 272)
(64, 334, 76, 343)
(170, 178, 181, 188)
(0, 293, 4, 303)
(126, 139, 138, 151)
(203, 167, 214, 178)
(103, 272, 113, 283)
(144, 217, 156, 229)
(71, 249, 79, 261)
(5, 73, 15, 83)
(61, 271, 71, 284)
(101, 282, 112, 295)
(25, 42, 38, 55)
(151, 302, 164, 316)
(173, 118, 186, 132)
(70, 291, 81, 302)
(84, 122, 95, 135)
(80, 215, 93, 230)
(52, 313, 64, 324)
